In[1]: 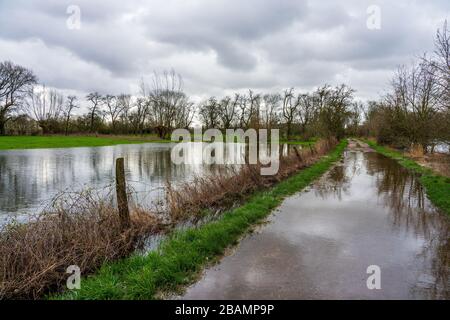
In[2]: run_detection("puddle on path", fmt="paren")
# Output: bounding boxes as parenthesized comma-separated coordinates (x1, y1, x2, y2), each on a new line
(180, 148, 449, 299)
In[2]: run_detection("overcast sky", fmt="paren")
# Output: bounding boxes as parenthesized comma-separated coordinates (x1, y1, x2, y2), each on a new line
(0, 0, 449, 108)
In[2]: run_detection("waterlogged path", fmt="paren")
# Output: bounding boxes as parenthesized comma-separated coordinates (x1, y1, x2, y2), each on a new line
(181, 141, 449, 299)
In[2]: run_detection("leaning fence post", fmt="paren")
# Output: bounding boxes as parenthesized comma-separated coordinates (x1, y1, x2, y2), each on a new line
(115, 157, 130, 229)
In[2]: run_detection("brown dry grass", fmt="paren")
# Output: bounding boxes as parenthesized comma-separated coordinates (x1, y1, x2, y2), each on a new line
(416, 152, 450, 177)
(166, 138, 337, 221)
(409, 143, 425, 158)
(0, 194, 160, 299)
(0, 138, 337, 299)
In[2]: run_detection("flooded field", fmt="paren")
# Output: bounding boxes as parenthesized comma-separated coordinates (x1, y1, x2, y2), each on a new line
(181, 147, 450, 299)
(0, 142, 289, 224)
(0, 143, 225, 223)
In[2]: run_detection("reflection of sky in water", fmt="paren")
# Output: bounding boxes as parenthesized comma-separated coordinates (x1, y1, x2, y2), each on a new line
(428, 142, 449, 154)
(0, 142, 283, 224)
(181, 150, 449, 300)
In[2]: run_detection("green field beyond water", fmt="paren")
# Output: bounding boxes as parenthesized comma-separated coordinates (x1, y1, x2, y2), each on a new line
(0, 135, 315, 150)
(0, 135, 171, 150)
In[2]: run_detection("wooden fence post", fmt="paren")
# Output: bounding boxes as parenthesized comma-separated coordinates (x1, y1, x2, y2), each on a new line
(115, 157, 130, 229)
(244, 143, 250, 166)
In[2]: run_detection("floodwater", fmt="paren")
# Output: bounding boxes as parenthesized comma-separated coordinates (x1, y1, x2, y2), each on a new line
(0, 142, 286, 225)
(181, 146, 450, 299)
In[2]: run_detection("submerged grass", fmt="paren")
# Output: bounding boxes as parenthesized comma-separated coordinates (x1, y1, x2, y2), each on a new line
(365, 139, 450, 215)
(58, 139, 347, 300)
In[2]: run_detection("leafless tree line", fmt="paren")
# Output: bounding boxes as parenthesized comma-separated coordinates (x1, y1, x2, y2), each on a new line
(1, 67, 196, 137)
(3, 22, 448, 144)
(198, 84, 359, 140)
(364, 21, 450, 153)
(1, 59, 358, 139)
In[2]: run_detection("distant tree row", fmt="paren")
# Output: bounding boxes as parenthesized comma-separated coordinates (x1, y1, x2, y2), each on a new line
(0, 68, 195, 138)
(198, 84, 360, 140)
(0, 60, 359, 140)
(1, 22, 448, 148)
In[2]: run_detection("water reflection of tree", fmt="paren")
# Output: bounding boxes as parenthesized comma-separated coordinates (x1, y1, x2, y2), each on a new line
(367, 153, 439, 237)
(313, 150, 369, 201)
(421, 225, 450, 299)
(366, 152, 449, 299)
(0, 143, 247, 218)
(313, 160, 350, 200)
(0, 153, 45, 214)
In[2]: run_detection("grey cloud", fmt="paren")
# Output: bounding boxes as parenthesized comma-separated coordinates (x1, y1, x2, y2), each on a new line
(0, 0, 448, 102)
(142, 0, 307, 70)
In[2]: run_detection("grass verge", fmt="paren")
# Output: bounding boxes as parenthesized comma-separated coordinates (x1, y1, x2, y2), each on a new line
(0, 135, 171, 150)
(365, 139, 450, 215)
(57, 139, 347, 300)
(282, 139, 316, 146)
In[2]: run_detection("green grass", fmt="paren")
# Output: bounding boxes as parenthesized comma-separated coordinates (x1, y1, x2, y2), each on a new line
(282, 139, 316, 146)
(365, 139, 450, 216)
(55, 139, 347, 300)
(0, 135, 172, 150)
(0, 135, 316, 150)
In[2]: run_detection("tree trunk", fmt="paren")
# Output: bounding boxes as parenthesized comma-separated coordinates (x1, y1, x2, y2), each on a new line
(286, 123, 292, 141)
(0, 120, 5, 135)
(65, 117, 70, 136)
(90, 112, 95, 133)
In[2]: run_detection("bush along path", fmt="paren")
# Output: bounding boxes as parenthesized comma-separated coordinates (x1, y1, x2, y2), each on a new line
(56, 139, 348, 300)
(363, 139, 450, 216)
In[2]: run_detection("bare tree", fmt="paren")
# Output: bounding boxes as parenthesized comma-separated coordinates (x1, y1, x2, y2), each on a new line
(431, 21, 450, 142)
(199, 97, 220, 128)
(0, 61, 37, 134)
(237, 93, 249, 129)
(317, 84, 355, 140)
(146, 70, 194, 138)
(299, 84, 355, 140)
(86, 92, 103, 133)
(389, 61, 440, 151)
(297, 93, 316, 134)
(281, 88, 299, 140)
(104, 94, 125, 132)
(25, 85, 65, 133)
(262, 93, 280, 130)
(173, 96, 195, 129)
(64, 95, 78, 135)
(432, 20, 450, 106)
(248, 90, 262, 129)
(218, 95, 238, 129)
(117, 94, 132, 133)
(129, 97, 149, 134)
